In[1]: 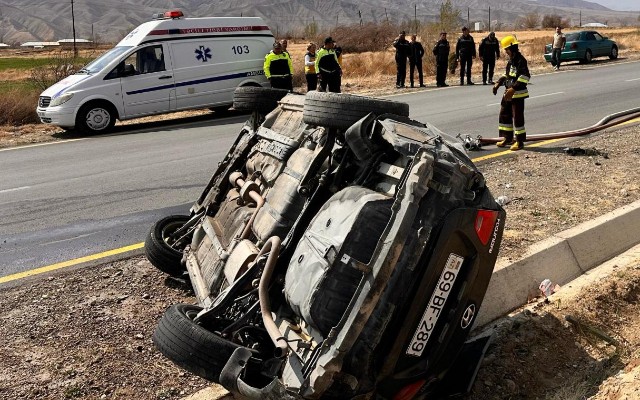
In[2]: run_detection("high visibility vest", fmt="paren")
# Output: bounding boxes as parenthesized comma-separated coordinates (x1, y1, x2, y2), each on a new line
(264, 51, 293, 79)
(305, 52, 316, 74)
(315, 48, 340, 75)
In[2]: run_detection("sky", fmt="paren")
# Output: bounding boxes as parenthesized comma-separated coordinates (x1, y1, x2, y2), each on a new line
(591, 0, 640, 11)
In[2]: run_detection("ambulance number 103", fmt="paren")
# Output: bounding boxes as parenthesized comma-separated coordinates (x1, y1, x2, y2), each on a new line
(232, 45, 250, 55)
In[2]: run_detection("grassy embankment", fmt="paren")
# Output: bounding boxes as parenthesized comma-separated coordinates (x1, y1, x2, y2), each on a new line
(0, 27, 638, 127)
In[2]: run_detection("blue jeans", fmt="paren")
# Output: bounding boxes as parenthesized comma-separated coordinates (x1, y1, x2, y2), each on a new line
(551, 49, 562, 68)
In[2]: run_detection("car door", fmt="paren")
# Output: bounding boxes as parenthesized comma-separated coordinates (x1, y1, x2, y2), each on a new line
(591, 32, 609, 57)
(119, 45, 176, 118)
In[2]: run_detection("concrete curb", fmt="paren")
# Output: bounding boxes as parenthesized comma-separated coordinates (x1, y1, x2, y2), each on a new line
(475, 198, 640, 327)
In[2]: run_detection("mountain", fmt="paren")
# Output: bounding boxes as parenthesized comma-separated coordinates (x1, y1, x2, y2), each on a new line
(0, 0, 633, 45)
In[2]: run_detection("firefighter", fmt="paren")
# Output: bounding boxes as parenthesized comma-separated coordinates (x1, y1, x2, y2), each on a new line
(316, 37, 342, 93)
(264, 42, 294, 91)
(492, 35, 530, 151)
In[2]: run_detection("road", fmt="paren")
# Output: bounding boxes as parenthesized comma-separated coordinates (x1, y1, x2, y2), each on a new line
(1, 60, 639, 278)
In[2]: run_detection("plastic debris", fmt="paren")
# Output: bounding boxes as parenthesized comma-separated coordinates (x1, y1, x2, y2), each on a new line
(539, 278, 560, 297)
(496, 195, 511, 206)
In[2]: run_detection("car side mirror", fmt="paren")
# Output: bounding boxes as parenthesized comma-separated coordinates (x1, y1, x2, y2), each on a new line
(122, 63, 136, 77)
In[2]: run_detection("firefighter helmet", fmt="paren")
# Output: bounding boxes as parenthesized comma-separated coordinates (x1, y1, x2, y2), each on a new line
(500, 35, 519, 49)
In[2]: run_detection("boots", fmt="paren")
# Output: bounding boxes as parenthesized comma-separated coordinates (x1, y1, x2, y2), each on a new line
(510, 142, 524, 151)
(496, 138, 513, 147)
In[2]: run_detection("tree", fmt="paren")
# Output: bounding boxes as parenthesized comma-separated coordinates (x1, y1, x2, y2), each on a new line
(304, 21, 318, 38)
(542, 14, 562, 28)
(439, 0, 461, 33)
(519, 12, 540, 29)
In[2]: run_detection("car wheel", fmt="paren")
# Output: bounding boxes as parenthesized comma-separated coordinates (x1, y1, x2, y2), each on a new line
(145, 215, 190, 276)
(303, 92, 410, 131)
(582, 49, 593, 64)
(233, 86, 289, 114)
(153, 304, 256, 382)
(76, 101, 116, 133)
(609, 46, 618, 60)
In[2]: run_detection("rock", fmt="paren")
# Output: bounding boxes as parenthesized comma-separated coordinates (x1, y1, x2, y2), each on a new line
(142, 293, 151, 300)
(135, 333, 144, 339)
(504, 379, 516, 392)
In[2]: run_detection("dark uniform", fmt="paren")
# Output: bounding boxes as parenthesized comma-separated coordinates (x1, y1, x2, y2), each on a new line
(264, 44, 293, 91)
(393, 32, 411, 88)
(409, 37, 425, 87)
(479, 32, 500, 84)
(455, 28, 476, 85)
(493, 36, 530, 151)
(316, 37, 342, 93)
(432, 33, 450, 87)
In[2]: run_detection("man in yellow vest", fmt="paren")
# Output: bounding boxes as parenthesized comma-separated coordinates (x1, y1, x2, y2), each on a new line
(315, 37, 342, 93)
(264, 42, 293, 91)
(492, 35, 530, 151)
(304, 42, 317, 92)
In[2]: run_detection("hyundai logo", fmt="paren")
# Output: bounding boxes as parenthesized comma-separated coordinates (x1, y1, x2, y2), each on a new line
(461, 304, 476, 329)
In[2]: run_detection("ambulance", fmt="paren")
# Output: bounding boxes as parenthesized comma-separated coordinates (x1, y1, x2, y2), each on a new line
(36, 11, 274, 133)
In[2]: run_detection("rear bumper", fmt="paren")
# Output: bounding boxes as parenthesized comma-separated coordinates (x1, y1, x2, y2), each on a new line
(544, 50, 579, 62)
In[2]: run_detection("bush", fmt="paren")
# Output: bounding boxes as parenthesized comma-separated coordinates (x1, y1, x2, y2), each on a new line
(0, 87, 40, 125)
(28, 51, 89, 91)
(319, 22, 402, 53)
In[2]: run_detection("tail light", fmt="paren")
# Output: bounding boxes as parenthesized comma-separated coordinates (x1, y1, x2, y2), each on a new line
(393, 380, 426, 400)
(474, 210, 499, 246)
(570, 43, 578, 50)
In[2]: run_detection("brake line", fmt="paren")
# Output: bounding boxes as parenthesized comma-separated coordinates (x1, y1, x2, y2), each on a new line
(461, 107, 640, 149)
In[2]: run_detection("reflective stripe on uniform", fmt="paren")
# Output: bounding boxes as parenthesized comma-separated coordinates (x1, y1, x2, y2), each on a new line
(515, 127, 526, 135)
(499, 124, 514, 131)
(512, 90, 529, 98)
(517, 75, 530, 83)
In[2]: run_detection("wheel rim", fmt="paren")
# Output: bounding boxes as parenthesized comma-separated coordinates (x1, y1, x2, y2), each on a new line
(85, 107, 111, 131)
(612, 48, 618, 58)
(161, 220, 186, 249)
(586, 51, 592, 62)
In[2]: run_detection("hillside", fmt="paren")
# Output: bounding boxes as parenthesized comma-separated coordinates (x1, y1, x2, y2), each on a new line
(0, 0, 632, 45)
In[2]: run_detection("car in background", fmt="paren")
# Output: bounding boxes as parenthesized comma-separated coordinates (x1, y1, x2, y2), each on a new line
(544, 30, 618, 64)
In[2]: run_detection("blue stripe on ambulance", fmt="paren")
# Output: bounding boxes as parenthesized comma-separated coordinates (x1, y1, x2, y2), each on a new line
(125, 70, 264, 95)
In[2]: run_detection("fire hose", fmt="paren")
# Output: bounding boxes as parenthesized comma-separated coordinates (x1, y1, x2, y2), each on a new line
(459, 107, 640, 151)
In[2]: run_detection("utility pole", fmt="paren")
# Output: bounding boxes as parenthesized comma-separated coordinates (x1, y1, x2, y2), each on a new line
(71, 0, 77, 57)
(579, 10, 582, 27)
(489, 6, 491, 31)
(414, 4, 417, 33)
(385, 8, 389, 23)
(467, 7, 470, 29)
(336, 13, 339, 28)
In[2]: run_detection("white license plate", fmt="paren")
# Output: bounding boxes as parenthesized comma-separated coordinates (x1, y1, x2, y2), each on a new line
(406, 253, 464, 357)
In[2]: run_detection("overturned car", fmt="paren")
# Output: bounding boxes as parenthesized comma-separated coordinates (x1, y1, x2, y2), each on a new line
(146, 87, 505, 399)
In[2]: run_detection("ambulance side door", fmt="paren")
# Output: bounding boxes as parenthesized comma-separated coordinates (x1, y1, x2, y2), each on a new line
(119, 44, 175, 118)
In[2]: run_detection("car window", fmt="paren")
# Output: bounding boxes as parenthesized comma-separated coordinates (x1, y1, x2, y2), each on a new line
(586, 32, 596, 41)
(593, 33, 604, 41)
(566, 33, 580, 42)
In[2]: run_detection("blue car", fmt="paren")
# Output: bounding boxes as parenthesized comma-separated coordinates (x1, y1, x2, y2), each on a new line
(544, 30, 618, 64)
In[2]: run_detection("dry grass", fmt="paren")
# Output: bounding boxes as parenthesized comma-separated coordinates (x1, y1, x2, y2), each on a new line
(0, 88, 40, 125)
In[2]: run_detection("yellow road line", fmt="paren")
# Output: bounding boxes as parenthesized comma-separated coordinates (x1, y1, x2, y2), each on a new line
(0, 242, 144, 284)
(471, 138, 566, 162)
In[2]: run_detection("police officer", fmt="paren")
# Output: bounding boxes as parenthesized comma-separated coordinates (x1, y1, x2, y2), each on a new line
(304, 42, 317, 92)
(433, 32, 450, 87)
(409, 34, 425, 88)
(479, 31, 500, 85)
(393, 31, 410, 88)
(264, 42, 293, 91)
(492, 35, 530, 151)
(455, 26, 476, 85)
(315, 37, 342, 93)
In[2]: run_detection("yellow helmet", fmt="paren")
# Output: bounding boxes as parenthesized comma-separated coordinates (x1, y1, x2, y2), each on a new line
(500, 35, 519, 49)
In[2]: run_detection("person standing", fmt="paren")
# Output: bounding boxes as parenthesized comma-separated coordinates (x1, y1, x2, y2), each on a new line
(455, 26, 476, 85)
(479, 31, 500, 85)
(492, 35, 530, 151)
(315, 37, 342, 93)
(280, 39, 289, 55)
(409, 34, 425, 87)
(433, 32, 450, 87)
(304, 42, 317, 92)
(551, 26, 566, 71)
(393, 31, 411, 88)
(263, 42, 293, 91)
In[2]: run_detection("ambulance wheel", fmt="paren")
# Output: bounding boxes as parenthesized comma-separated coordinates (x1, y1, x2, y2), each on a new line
(303, 92, 409, 131)
(233, 86, 289, 114)
(153, 304, 256, 382)
(145, 215, 190, 277)
(76, 101, 116, 134)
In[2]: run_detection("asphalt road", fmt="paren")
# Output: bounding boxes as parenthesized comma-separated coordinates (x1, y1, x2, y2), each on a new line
(1, 60, 639, 277)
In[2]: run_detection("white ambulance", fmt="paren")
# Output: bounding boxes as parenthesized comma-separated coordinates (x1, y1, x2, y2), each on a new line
(36, 11, 273, 133)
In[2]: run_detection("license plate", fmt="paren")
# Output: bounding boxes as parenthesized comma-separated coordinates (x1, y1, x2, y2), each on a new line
(406, 253, 464, 357)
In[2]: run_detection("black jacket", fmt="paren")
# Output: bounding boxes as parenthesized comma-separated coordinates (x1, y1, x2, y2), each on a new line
(479, 36, 500, 61)
(409, 41, 424, 62)
(432, 39, 450, 64)
(393, 38, 411, 61)
(455, 34, 476, 59)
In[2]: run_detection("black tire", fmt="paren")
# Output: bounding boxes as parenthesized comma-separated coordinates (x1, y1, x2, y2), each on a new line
(153, 304, 252, 382)
(145, 215, 190, 276)
(609, 46, 618, 60)
(233, 86, 289, 114)
(303, 91, 410, 131)
(76, 101, 117, 133)
(582, 49, 593, 64)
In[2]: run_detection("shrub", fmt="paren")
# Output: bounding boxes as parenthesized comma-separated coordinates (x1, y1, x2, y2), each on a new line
(0, 87, 40, 125)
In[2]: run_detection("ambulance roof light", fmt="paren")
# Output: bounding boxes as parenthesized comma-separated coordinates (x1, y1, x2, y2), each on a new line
(164, 10, 184, 19)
